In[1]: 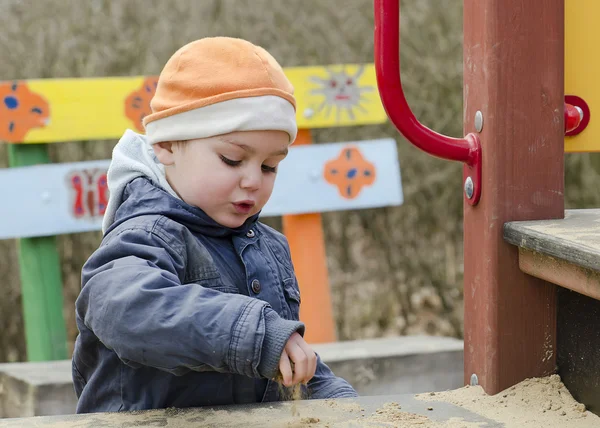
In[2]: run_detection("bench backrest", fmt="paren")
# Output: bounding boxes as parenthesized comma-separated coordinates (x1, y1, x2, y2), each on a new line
(0, 139, 403, 240)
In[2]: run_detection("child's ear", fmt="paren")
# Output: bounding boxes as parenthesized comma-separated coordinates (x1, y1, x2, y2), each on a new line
(152, 141, 176, 166)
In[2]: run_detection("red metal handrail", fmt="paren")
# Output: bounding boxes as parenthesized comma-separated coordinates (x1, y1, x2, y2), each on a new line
(374, 0, 482, 205)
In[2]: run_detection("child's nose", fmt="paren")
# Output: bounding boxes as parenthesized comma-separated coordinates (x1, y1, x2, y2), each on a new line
(240, 168, 261, 191)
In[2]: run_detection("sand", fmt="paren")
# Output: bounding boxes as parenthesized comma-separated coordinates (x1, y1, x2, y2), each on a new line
(291, 374, 600, 427)
(414, 374, 599, 428)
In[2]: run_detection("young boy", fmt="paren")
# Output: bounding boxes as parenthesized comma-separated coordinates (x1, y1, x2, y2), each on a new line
(72, 37, 357, 413)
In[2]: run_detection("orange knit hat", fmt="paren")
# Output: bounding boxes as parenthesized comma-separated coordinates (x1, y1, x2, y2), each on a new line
(143, 37, 297, 145)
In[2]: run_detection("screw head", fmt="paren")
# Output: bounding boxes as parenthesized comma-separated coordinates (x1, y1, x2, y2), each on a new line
(470, 373, 479, 386)
(475, 111, 484, 132)
(304, 108, 314, 119)
(464, 176, 474, 199)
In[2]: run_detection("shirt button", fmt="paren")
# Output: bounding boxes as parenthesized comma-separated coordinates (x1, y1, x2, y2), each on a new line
(246, 229, 255, 238)
(251, 279, 261, 294)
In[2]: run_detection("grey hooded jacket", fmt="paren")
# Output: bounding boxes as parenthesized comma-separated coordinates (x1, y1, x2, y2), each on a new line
(72, 174, 357, 413)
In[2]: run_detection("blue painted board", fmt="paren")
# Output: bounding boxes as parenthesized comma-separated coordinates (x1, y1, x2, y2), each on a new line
(0, 139, 403, 240)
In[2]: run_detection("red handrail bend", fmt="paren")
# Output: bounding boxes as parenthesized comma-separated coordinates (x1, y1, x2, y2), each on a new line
(374, 0, 482, 205)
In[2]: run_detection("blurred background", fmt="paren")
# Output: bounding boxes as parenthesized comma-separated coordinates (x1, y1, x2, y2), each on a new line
(1, 0, 599, 364)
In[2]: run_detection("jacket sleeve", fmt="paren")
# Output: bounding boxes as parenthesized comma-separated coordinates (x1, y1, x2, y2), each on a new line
(77, 224, 304, 379)
(266, 230, 358, 399)
(308, 354, 358, 399)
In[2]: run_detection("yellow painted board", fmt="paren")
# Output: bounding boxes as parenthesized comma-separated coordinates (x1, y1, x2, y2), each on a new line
(565, 0, 599, 153)
(0, 64, 387, 144)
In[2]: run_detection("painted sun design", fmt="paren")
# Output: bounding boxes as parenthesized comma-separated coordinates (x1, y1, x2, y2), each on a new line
(309, 65, 374, 122)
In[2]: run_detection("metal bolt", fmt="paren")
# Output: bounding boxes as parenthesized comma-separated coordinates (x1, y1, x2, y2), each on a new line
(304, 108, 314, 119)
(475, 111, 484, 132)
(464, 176, 474, 199)
(470, 373, 479, 386)
(41, 191, 51, 203)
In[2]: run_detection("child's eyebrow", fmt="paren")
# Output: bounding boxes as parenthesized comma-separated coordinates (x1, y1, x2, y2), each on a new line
(219, 138, 288, 156)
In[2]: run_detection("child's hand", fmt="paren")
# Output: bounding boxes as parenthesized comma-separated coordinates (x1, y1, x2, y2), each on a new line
(278, 332, 317, 387)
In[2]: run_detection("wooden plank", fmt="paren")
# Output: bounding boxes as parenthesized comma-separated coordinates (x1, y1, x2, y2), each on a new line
(565, 0, 600, 152)
(282, 130, 335, 344)
(518, 248, 600, 302)
(504, 209, 600, 272)
(7, 144, 67, 361)
(0, 392, 527, 427)
(462, 0, 564, 395)
(0, 64, 387, 144)
(0, 139, 403, 240)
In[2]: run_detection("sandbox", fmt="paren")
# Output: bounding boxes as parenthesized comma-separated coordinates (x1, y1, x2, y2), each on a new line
(0, 375, 596, 427)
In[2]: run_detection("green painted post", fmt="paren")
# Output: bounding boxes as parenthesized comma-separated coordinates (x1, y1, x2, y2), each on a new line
(8, 143, 68, 361)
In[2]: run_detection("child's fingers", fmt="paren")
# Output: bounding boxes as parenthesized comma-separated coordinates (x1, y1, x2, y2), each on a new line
(308, 350, 317, 383)
(287, 341, 308, 385)
(279, 349, 293, 386)
(296, 340, 317, 383)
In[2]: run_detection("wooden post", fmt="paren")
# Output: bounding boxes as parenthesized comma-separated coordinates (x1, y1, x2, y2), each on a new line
(462, 0, 564, 394)
(8, 144, 68, 361)
(282, 129, 336, 344)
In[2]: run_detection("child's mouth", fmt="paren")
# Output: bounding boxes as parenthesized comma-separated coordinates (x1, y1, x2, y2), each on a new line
(232, 201, 255, 214)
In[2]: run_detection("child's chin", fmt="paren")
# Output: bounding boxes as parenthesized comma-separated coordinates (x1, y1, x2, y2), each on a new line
(218, 215, 247, 229)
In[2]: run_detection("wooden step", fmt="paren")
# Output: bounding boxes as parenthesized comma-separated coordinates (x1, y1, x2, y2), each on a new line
(504, 209, 600, 414)
(504, 209, 600, 301)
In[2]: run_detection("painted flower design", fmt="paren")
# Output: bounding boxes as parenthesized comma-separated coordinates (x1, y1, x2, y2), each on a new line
(0, 81, 50, 143)
(124, 77, 158, 132)
(324, 146, 376, 199)
(67, 168, 109, 219)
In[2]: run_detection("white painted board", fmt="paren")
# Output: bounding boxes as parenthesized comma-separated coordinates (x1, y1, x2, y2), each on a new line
(0, 139, 402, 239)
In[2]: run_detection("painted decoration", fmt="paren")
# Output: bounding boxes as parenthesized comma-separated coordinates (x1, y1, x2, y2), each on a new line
(263, 138, 402, 216)
(0, 139, 402, 240)
(305, 65, 375, 123)
(0, 64, 387, 144)
(565, 0, 600, 152)
(324, 146, 376, 199)
(0, 81, 50, 143)
(124, 77, 158, 132)
(67, 168, 108, 219)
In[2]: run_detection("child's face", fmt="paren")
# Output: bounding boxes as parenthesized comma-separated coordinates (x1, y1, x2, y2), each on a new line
(156, 130, 290, 228)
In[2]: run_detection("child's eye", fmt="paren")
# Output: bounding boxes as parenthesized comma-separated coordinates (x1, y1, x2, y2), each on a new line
(262, 165, 277, 173)
(220, 155, 241, 167)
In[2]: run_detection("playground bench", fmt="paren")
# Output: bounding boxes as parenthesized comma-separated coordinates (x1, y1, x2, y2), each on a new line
(0, 62, 403, 361)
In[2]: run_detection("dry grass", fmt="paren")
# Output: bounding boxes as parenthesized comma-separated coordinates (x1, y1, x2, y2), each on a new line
(1, 0, 599, 362)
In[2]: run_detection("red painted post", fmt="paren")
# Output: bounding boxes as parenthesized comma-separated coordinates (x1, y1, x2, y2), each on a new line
(462, 0, 564, 394)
